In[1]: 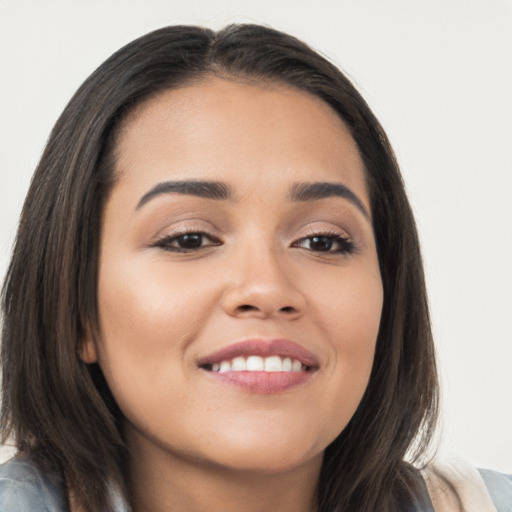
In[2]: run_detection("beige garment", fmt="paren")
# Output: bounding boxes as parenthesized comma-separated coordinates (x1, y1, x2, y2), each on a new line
(423, 458, 497, 512)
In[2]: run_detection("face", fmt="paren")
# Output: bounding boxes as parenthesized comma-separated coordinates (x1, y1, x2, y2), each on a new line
(83, 78, 383, 475)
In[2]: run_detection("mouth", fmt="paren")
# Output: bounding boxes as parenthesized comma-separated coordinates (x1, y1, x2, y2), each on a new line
(197, 339, 319, 393)
(202, 355, 310, 373)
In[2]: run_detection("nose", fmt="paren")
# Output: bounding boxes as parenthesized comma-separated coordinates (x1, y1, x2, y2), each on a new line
(221, 244, 306, 321)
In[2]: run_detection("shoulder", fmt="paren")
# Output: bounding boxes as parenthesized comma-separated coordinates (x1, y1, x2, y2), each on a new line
(0, 456, 68, 512)
(479, 469, 512, 512)
(423, 459, 512, 512)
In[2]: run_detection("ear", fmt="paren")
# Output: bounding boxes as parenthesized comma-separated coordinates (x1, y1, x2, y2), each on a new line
(79, 332, 98, 364)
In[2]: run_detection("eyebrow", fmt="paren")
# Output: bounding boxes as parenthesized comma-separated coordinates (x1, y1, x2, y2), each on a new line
(135, 179, 370, 220)
(289, 182, 370, 219)
(136, 180, 235, 210)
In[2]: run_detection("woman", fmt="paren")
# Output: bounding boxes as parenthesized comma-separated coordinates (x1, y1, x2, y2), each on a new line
(0, 24, 510, 512)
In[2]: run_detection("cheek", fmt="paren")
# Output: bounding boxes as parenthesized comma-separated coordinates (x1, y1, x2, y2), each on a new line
(94, 258, 217, 404)
(93, 266, 209, 442)
(309, 268, 382, 427)
(97, 255, 215, 351)
(311, 264, 383, 353)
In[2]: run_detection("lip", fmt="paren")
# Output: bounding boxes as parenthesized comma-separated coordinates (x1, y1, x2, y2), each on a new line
(197, 338, 320, 368)
(197, 339, 320, 394)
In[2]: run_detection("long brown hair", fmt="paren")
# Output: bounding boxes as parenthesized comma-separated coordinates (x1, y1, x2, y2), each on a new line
(1, 24, 438, 511)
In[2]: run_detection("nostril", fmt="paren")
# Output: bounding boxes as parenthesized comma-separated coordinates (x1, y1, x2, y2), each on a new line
(228, 302, 302, 318)
(237, 304, 258, 312)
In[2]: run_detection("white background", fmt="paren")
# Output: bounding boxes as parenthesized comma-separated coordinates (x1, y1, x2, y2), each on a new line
(1, 0, 511, 471)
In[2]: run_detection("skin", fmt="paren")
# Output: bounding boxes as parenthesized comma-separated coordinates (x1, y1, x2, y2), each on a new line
(82, 78, 383, 512)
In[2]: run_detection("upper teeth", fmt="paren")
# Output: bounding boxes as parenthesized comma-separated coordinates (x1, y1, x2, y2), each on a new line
(210, 355, 304, 373)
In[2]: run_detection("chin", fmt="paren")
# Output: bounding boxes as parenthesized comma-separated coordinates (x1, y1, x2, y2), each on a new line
(210, 446, 323, 475)
(198, 426, 328, 475)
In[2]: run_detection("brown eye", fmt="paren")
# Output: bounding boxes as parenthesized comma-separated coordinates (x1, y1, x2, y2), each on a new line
(175, 234, 204, 249)
(294, 234, 355, 254)
(155, 232, 221, 253)
(308, 236, 334, 252)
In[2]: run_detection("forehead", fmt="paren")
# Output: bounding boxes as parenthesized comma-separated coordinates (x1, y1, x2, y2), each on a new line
(113, 77, 368, 208)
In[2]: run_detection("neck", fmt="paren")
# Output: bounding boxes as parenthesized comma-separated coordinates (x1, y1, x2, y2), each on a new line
(127, 436, 321, 512)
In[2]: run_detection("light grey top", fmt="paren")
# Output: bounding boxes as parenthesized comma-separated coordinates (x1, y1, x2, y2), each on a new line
(0, 457, 128, 512)
(0, 457, 510, 511)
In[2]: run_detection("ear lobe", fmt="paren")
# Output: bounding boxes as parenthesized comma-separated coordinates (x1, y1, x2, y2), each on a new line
(79, 336, 98, 364)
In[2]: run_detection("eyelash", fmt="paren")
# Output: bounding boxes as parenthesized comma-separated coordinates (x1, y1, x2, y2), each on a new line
(155, 230, 356, 255)
(153, 230, 355, 255)
(154, 231, 221, 253)
(292, 232, 355, 255)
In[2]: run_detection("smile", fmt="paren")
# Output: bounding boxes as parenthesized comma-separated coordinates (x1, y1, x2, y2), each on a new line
(204, 355, 308, 373)
(197, 339, 319, 393)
